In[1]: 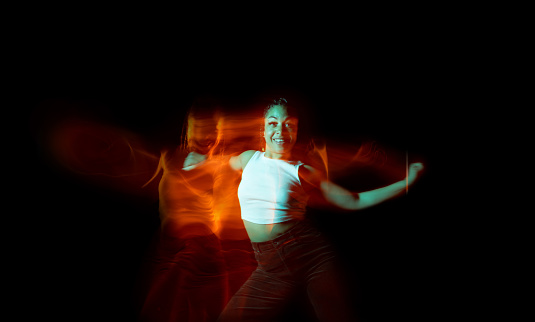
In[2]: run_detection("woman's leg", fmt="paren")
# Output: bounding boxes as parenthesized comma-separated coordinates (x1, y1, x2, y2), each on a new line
(305, 258, 357, 322)
(218, 267, 297, 322)
(139, 223, 228, 322)
(280, 221, 357, 321)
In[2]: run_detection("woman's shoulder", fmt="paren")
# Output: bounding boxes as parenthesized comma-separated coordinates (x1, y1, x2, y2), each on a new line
(298, 164, 326, 188)
(240, 150, 259, 158)
(239, 150, 259, 168)
(230, 150, 259, 171)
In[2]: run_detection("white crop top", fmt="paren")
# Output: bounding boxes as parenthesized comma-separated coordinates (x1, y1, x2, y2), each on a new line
(237, 151, 309, 224)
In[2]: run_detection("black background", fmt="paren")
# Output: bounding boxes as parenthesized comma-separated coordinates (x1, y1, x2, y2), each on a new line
(14, 21, 456, 321)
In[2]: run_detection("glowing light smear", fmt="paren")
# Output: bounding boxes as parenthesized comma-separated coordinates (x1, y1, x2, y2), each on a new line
(47, 119, 161, 198)
(42, 102, 410, 321)
(406, 150, 409, 195)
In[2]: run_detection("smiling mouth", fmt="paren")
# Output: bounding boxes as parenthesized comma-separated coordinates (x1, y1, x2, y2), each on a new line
(273, 138, 288, 145)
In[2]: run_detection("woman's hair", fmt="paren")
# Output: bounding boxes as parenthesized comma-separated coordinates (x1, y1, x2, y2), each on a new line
(180, 97, 223, 157)
(262, 98, 299, 120)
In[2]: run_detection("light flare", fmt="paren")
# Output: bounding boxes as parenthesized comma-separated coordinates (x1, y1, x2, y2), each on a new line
(406, 150, 409, 194)
(39, 102, 411, 321)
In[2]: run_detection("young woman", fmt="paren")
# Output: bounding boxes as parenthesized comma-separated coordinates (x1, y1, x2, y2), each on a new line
(138, 100, 253, 322)
(184, 98, 424, 321)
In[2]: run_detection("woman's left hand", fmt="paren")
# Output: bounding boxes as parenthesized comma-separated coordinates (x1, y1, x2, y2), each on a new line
(407, 162, 424, 187)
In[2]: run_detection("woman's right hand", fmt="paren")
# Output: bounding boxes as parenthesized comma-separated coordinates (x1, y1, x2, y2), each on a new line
(183, 151, 207, 170)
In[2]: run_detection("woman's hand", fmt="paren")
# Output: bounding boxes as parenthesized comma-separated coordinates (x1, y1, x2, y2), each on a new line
(182, 151, 207, 170)
(407, 162, 424, 187)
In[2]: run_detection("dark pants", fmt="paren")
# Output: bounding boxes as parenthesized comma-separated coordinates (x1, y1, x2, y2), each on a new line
(218, 220, 356, 322)
(138, 224, 228, 322)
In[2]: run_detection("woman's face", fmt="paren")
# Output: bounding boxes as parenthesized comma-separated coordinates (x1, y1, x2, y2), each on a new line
(188, 114, 220, 154)
(263, 104, 298, 157)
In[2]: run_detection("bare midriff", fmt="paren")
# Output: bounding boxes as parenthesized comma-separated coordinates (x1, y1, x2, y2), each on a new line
(242, 220, 299, 243)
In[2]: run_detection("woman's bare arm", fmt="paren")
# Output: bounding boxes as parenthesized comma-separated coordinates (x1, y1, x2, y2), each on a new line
(301, 163, 424, 211)
(183, 150, 256, 172)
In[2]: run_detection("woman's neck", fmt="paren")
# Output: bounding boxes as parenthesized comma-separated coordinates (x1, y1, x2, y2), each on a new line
(264, 149, 292, 160)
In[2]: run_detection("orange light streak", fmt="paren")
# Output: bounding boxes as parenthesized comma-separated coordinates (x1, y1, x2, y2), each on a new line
(40, 101, 412, 321)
